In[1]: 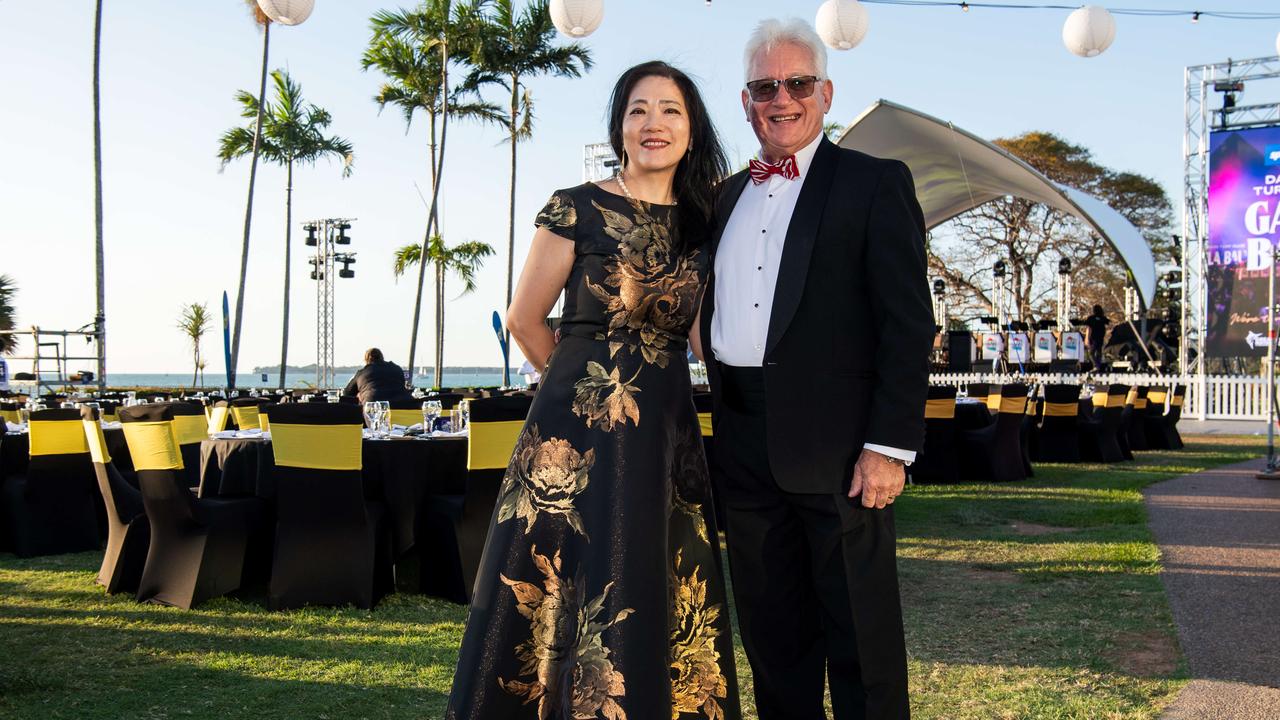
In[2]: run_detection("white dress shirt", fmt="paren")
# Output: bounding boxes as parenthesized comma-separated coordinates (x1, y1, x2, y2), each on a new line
(710, 133, 915, 465)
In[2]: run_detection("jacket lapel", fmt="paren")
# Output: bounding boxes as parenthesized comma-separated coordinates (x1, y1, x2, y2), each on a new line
(764, 136, 838, 356)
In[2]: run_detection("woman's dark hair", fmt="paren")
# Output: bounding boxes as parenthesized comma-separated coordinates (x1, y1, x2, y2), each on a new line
(606, 61, 728, 246)
(1092, 305, 1104, 316)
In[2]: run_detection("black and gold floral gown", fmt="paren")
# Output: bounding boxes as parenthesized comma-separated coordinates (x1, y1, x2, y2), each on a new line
(445, 182, 740, 720)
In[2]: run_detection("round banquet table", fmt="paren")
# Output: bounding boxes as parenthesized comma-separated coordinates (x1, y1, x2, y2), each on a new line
(954, 400, 992, 431)
(1, 427, 130, 480)
(198, 435, 468, 558)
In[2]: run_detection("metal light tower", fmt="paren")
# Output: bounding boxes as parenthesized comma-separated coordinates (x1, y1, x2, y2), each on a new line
(584, 142, 619, 182)
(305, 218, 356, 389)
(1056, 258, 1073, 332)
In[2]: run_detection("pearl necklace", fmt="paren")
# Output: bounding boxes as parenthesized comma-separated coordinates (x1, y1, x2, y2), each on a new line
(615, 170, 676, 206)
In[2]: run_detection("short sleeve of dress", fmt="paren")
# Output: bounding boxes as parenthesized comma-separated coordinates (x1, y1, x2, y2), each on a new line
(534, 189, 577, 242)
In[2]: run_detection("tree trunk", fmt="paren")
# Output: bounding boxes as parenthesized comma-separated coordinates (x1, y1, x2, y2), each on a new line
(192, 343, 199, 389)
(503, 75, 519, 387)
(230, 22, 271, 390)
(278, 160, 293, 389)
(93, 0, 106, 391)
(406, 39, 449, 383)
(435, 260, 445, 389)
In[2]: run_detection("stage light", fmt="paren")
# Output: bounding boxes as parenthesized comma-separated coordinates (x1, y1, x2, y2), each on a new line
(304, 223, 317, 247)
(816, 0, 869, 51)
(339, 268, 354, 279)
(310, 271, 323, 280)
(1058, 258, 1072, 275)
(960, 2, 969, 11)
(993, 260, 1007, 278)
(1191, 11, 1200, 24)
(336, 225, 351, 245)
(550, 0, 604, 39)
(933, 278, 946, 295)
(1062, 5, 1115, 58)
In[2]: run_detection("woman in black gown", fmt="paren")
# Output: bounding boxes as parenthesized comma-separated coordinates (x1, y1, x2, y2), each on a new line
(445, 62, 740, 720)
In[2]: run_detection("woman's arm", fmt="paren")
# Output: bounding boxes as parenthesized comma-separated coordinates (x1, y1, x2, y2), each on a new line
(507, 227, 576, 373)
(688, 307, 704, 363)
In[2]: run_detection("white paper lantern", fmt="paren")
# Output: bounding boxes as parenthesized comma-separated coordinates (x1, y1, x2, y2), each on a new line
(815, 0, 869, 51)
(549, 0, 604, 39)
(257, 0, 314, 26)
(1062, 6, 1115, 58)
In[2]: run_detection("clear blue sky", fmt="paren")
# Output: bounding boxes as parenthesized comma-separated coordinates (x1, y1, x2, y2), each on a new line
(2, 1, 1277, 374)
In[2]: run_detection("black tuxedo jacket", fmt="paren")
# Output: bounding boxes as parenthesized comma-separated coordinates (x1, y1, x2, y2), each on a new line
(699, 136, 934, 494)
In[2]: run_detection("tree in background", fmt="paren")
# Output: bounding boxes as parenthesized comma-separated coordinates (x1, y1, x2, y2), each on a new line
(227, 0, 274, 389)
(928, 131, 1173, 326)
(362, 0, 497, 383)
(393, 236, 494, 387)
(218, 69, 354, 389)
(0, 275, 17, 354)
(177, 302, 212, 388)
(473, 0, 592, 384)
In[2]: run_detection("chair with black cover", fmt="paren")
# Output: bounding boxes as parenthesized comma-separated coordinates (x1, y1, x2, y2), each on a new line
(125, 404, 261, 609)
(267, 403, 392, 610)
(1079, 384, 1129, 463)
(168, 402, 208, 488)
(1163, 385, 1186, 450)
(1143, 386, 1184, 450)
(228, 399, 261, 432)
(0, 401, 19, 426)
(1121, 386, 1150, 455)
(2, 408, 100, 557)
(1033, 384, 1082, 463)
(421, 394, 531, 603)
(82, 406, 149, 594)
(692, 391, 724, 527)
(207, 400, 231, 434)
(912, 385, 959, 484)
(960, 383, 1028, 483)
(388, 398, 423, 428)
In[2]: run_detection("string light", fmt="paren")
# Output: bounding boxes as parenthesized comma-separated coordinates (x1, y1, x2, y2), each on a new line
(1191, 11, 1200, 24)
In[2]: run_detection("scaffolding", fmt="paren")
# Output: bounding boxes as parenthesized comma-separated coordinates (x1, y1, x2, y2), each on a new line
(584, 142, 619, 183)
(1183, 55, 1280, 417)
(304, 218, 356, 389)
(0, 325, 103, 394)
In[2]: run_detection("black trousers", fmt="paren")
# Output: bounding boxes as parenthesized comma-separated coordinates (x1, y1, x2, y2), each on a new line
(714, 365, 909, 720)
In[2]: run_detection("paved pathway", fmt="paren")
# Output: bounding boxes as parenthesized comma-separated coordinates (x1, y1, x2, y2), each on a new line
(1145, 457, 1280, 719)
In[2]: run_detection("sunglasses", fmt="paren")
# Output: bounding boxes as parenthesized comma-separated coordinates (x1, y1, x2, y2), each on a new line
(745, 75, 821, 103)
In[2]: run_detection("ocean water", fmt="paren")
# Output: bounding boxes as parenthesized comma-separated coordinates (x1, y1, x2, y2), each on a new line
(101, 370, 520, 390)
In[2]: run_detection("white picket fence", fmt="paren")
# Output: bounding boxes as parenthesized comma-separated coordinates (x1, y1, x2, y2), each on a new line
(928, 372, 1272, 421)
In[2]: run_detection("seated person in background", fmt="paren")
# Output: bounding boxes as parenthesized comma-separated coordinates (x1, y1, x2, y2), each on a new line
(341, 348, 411, 404)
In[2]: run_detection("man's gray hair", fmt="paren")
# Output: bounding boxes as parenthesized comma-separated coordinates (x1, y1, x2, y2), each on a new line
(743, 18, 829, 83)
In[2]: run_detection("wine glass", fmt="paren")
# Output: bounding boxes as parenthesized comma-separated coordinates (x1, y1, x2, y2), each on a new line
(423, 400, 442, 432)
(454, 399, 470, 433)
(377, 401, 392, 437)
(363, 402, 379, 437)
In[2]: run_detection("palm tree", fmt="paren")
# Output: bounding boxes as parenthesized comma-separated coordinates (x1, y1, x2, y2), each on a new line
(177, 303, 212, 388)
(474, 0, 592, 385)
(218, 69, 354, 389)
(393, 236, 494, 387)
(92, 0, 106, 390)
(0, 275, 17, 354)
(363, 1, 494, 384)
(227, 0, 273, 390)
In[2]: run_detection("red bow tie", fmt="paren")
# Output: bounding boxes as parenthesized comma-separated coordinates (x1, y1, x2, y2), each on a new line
(748, 155, 799, 185)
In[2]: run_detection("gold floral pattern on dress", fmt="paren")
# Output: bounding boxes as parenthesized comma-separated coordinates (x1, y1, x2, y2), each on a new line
(499, 545, 634, 719)
(584, 199, 703, 367)
(535, 192, 577, 234)
(496, 423, 595, 539)
(669, 550, 729, 720)
(572, 361, 642, 431)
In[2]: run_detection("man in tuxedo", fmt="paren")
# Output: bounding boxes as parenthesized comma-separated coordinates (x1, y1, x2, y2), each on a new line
(698, 18, 933, 720)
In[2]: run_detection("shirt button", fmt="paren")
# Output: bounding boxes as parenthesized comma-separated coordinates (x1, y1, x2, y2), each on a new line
(754, 303, 759, 308)
(757, 266, 762, 270)
(761, 229, 766, 234)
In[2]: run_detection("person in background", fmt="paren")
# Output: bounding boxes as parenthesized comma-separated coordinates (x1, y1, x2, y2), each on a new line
(1084, 304, 1111, 370)
(341, 348, 411, 403)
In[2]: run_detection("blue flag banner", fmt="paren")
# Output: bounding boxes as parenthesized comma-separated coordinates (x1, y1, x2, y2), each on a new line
(492, 311, 508, 370)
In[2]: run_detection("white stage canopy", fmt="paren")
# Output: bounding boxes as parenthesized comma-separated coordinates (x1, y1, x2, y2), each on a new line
(836, 100, 1156, 306)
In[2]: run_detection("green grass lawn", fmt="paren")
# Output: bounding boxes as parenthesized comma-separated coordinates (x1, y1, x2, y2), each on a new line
(0, 436, 1263, 719)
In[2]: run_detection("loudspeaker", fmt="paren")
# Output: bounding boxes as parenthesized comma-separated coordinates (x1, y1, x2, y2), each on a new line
(947, 331, 973, 372)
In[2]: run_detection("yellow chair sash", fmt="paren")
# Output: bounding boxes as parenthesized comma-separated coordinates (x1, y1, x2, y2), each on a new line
(1133, 398, 1148, 409)
(697, 412, 714, 436)
(985, 394, 1002, 412)
(172, 414, 208, 446)
(0, 409, 18, 424)
(468, 420, 526, 470)
(29, 419, 90, 456)
(1092, 393, 1107, 407)
(998, 396, 1026, 415)
(1107, 394, 1126, 408)
(103, 411, 119, 423)
(1043, 402, 1077, 418)
(259, 413, 271, 433)
(1125, 388, 1139, 405)
(230, 406, 260, 430)
(121, 421, 184, 471)
(270, 423, 362, 470)
(83, 420, 112, 464)
(204, 405, 212, 420)
(208, 406, 230, 433)
(1148, 391, 1168, 404)
(1171, 395, 1184, 407)
(924, 399, 955, 419)
(389, 409, 421, 427)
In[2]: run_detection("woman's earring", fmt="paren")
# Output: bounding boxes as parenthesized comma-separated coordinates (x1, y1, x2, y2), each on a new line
(620, 149, 628, 172)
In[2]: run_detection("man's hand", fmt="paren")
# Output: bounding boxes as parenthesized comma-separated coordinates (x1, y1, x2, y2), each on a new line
(848, 449, 906, 509)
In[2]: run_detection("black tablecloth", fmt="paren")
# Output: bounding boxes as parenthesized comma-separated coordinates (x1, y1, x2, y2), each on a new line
(198, 436, 468, 556)
(1, 427, 129, 479)
(954, 402, 992, 431)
